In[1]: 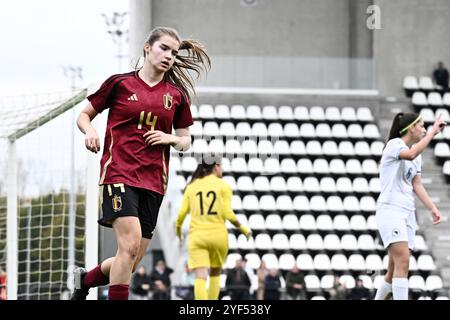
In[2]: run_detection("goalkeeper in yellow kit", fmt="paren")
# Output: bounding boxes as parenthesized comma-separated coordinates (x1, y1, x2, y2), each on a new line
(176, 159, 252, 300)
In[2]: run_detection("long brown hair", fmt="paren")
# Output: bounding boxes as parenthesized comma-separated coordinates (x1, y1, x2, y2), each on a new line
(386, 112, 420, 142)
(141, 26, 211, 102)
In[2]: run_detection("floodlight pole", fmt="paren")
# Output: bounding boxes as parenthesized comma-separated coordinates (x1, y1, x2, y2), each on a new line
(102, 12, 128, 73)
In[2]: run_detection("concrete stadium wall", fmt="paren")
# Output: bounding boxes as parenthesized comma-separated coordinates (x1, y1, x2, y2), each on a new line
(374, 0, 450, 97)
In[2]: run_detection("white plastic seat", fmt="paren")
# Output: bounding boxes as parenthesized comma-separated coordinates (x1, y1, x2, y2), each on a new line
(290, 140, 306, 156)
(348, 254, 366, 271)
(415, 234, 428, 251)
(428, 92, 443, 107)
(294, 106, 310, 121)
(246, 105, 262, 121)
(369, 177, 381, 193)
(258, 140, 274, 156)
(329, 159, 347, 175)
(198, 104, 214, 120)
(252, 122, 268, 138)
(262, 105, 278, 121)
(403, 76, 419, 92)
(363, 124, 381, 139)
(230, 105, 247, 121)
(242, 195, 260, 211)
(299, 214, 316, 231)
(223, 176, 237, 190)
(225, 139, 242, 156)
(366, 215, 377, 231)
(306, 234, 324, 251)
(276, 195, 293, 212)
(273, 140, 290, 156)
(419, 108, 435, 123)
(354, 141, 371, 157)
(190, 120, 202, 136)
(323, 234, 342, 251)
(296, 253, 314, 270)
(255, 234, 273, 250)
(228, 233, 238, 250)
(268, 123, 284, 139)
(322, 140, 339, 157)
(341, 107, 357, 122)
(321, 275, 335, 290)
(310, 195, 327, 212)
(434, 142, 450, 158)
(280, 158, 298, 174)
(350, 215, 367, 231)
(220, 122, 235, 138)
(304, 274, 321, 289)
(325, 106, 341, 122)
(338, 141, 355, 156)
(286, 177, 304, 193)
(315, 123, 332, 139)
(326, 196, 343, 212)
(224, 253, 242, 269)
(412, 91, 428, 106)
(341, 234, 358, 251)
(236, 176, 254, 193)
(333, 215, 350, 231)
(347, 124, 364, 140)
(209, 139, 225, 155)
(306, 140, 323, 156)
(409, 275, 426, 291)
(336, 177, 353, 193)
(332, 123, 348, 139)
(282, 214, 299, 231)
(181, 156, 198, 172)
(261, 253, 278, 269)
(353, 177, 369, 193)
(357, 107, 374, 122)
(358, 275, 373, 289)
(278, 105, 294, 121)
(278, 253, 296, 270)
(331, 254, 349, 271)
(241, 139, 258, 155)
(314, 254, 332, 270)
(370, 141, 384, 157)
(408, 255, 418, 271)
(339, 275, 355, 289)
(425, 275, 443, 291)
(272, 234, 290, 251)
(346, 159, 362, 175)
(270, 176, 287, 193)
(300, 123, 316, 138)
(310, 106, 326, 121)
(417, 254, 436, 271)
(365, 254, 383, 271)
(362, 159, 378, 175)
(313, 158, 329, 174)
(247, 158, 264, 174)
(245, 253, 261, 270)
(297, 159, 314, 175)
(358, 234, 375, 250)
(259, 195, 276, 211)
(232, 194, 243, 211)
(419, 76, 434, 91)
(214, 104, 230, 120)
(263, 158, 280, 175)
(248, 214, 266, 231)
(284, 123, 300, 139)
(237, 234, 255, 251)
(320, 177, 337, 193)
(293, 195, 310, 212)
(289, 234, 307, 251)
(266, 214, 283, 231)
(360, 196, 376, 213)
(192, 138, 209, 154)
(344, 196, 361, 212)
(443, 92, 450, 106)
(190, 104, 199, 119)
(231, 158, 247, 173)
(253, 176, 270, 193)
(235, 122, 252, 138)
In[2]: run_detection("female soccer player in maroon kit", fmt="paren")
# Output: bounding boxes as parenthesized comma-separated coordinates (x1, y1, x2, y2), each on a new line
(72, 27, 210, 300)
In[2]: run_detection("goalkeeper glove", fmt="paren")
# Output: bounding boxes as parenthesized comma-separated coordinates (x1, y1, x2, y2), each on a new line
(239, 224, 252, 238)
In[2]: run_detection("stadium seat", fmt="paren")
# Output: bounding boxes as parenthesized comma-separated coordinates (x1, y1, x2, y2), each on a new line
(363, 124, 381, 139)
(190, 120, 202, 136)
(209, 139, 225, 155)
(316, 215, 333, 232)
(293, 195, 310, 212)
(369, 177, 381, 193)
(273, 140, 290, 156)
(237, 233, 255, 251)
(353, 177, 370, 193)
(289, 234, 307, 251)
(313, 158, 330, 174)
(310, 106, 326, 121)
(252, 122, 268, 138)
(358, 234, 375, 251)
(412, 91, 428, 107)
(260, 195, 276, 212)
(320, 177, 337, 193)
(280, 158, 298, 175)
(339, 275, 355, 288)
(276, 195, 293, 212)
(370, 141, 384, 157)
(323, 234, 342, 251)
(329, 159, 347, 175)
(282, 214, 300, 231)
(235, 122, 252, 137)
(198, 104, 214, 120)
(344, 196, 361, 212)
(325, 106, 341, 122)
(360, 196, 376, 213)
(247, 158, 264, 174)
(306, 234, 324, 251)
(310, 195, 327, 212)
(278, 253, 296, 270)
(348, 254, 366, 271)
(357, 107, 374, 122)
(263, 158, 281, 175)
(286, 176, 304, 193)
(255, 234, 273, 250)
(296, 253, 314, 271)
(230, 105, 247, 121)
(409, 275, 426, 291)
(341, 107, 357, 122)
(290, 140, 307, 156)
(278, 105, 294, 121)
(297, 159, 314, 175)
(314, 254, 332, 271)
(268, 122, 284, 138)
(270, 176, 287, 193)
(346, 159, 362, 175)
(258, 140, 273, 157)
(415, 234, 428, 251)
(332, 123, 348, 139)
(246, 105, 262, 121)
(306, 140, 323, 156)
(181, 156, 198, 172)
(272, 234, 290, 251)
(336, 177, 353, 193)
(231, 157, 248, 173)
(316, 123, 332, 140)
(333, 215, 350, 231)
(241, 139, 258, 156)
(225, 139, 242, 156)
(320, 274, 335, 290)
(223, 175, 237, 190)
(232, 194, 243, 211)
(261, 253, 279, 269)
(294, 106, 310, 121)
(428, 92, 443, 107)
(409, 255, 418, 271)
(443, 92, 450, 106)
(341, 234, 358, 251)
(403, 76, 419, 96)
(190, 104, 199, 119)
(284, 123, 300, 139)
(248, 214, 266, 230)
(245, 253, 261, 270)
(214, 104, 230, 120)
(417, 255, 436, 271)
(347, 124, 364, 140)
(224, 253, 242, 269)
(354, 141, 371, 157)
(228, 233, 237, 250)
(237, 176, 254, 193)
(350, 215, 367, 231)
(254, 176, 270, 193)
(338, 141, 355, 156)
(419, 108, 435, 124)
(358, 275, 373, 289)
(366, 215, 377, 231)
(365, 254, 383, 271)
(326, 196, 343, 212)
(219, 121, 235, 138)
(304, 274, 321, 290)
(299, 214, 317, 231)
(322, 140, 339, 157)
(300, 123, 316, 138)
(262, 105, 278, 121)
(266, 214, 283, 231)
(242, 195, 260, 211)
(419, 76, 435, 91)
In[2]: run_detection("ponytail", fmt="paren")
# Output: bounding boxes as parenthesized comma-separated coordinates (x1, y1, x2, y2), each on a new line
(386, 112, 420, 143)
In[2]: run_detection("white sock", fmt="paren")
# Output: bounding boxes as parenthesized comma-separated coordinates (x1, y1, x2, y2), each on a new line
(374, 279, 392, 300)
(392, 277, 409, 300)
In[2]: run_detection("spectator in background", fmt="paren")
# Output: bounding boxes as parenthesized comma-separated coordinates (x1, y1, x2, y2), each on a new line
(256, 260, 268, 300)
(175, 263, 195, 300)
(150, 260, 173, 300)
(348, 279, 371, 300)
(433, 61, 449, 92)
(285, 265, 306, 300)
(226, 258, 251, 300)
(130, 265, 151, 300)
(329, 277, 348, 300)
(263, 268, 282, 300)
(0, 266, 6, 301)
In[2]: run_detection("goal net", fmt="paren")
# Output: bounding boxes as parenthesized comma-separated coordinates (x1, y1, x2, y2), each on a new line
(0, 89, 99, 300)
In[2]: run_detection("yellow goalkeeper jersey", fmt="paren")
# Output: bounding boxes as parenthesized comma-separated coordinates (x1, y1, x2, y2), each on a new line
(176, 174, 237, 233)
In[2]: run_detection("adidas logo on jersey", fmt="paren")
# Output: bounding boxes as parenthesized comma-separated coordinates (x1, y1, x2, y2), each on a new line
(127, 93, 138, 101)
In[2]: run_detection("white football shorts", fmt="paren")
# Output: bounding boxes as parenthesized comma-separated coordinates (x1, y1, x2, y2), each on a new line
(376, 203, 416, 250)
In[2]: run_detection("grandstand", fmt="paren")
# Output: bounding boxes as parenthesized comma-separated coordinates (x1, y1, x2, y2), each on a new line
(2, 0, 450, 301)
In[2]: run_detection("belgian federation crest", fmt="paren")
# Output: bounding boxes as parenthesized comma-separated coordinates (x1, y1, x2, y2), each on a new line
(112, 195, 122, 212)
(163, 93, 173, 110)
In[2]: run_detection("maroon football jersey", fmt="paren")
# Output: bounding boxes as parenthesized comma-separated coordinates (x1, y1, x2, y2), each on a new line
(87, 71, 193, 195)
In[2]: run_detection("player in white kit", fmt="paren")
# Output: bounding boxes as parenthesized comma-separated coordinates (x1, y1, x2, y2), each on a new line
(374, 112, 445, 300)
